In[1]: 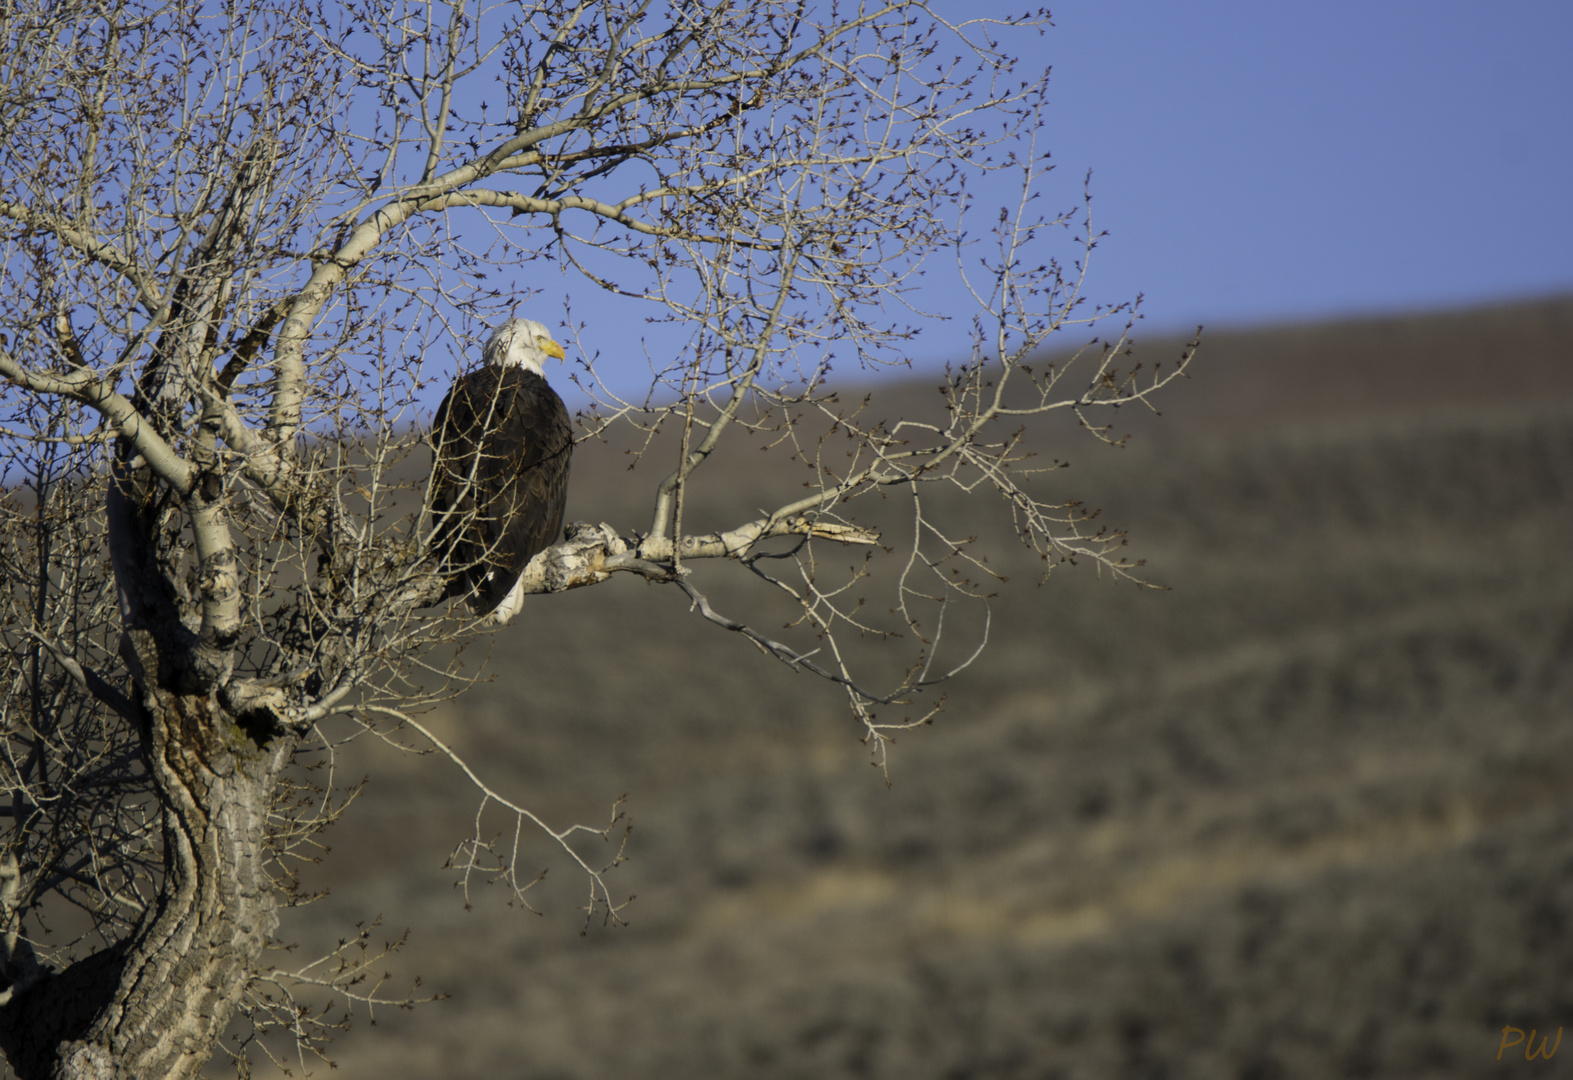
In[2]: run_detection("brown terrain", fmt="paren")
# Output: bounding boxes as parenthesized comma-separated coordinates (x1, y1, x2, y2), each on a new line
(236, 296, 1573, 1078)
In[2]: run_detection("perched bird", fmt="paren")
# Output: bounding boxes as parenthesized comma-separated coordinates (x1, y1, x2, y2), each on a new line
(429, 317, 572, 622)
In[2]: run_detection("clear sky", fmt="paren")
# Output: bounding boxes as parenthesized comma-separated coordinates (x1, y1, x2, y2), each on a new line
(532, 1, 1572, 393)
(413, 2, 1569, 398)
(988, 0, 1572, 339)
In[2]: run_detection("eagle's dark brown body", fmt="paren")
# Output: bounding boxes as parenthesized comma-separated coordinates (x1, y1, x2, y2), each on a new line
(430, 365, 572, 614)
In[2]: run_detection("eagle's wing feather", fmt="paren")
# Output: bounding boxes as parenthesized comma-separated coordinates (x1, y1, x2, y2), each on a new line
(430, 366, 571, 613)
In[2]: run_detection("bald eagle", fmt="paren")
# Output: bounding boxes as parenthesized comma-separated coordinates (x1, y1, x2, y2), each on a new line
(430, 318, 572, 622)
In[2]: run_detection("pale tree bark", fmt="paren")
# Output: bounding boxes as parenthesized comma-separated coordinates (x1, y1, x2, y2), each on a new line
(1, 691, 288, 1080)
(0, 2, 1193, 1076)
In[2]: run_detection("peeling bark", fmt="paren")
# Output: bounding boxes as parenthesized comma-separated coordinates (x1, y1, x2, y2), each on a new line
(0, 682, 292, 1080)
(0, 456, 290, 1079)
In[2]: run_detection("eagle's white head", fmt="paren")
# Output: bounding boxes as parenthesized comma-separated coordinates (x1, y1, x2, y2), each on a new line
(482, 317, 566, 377)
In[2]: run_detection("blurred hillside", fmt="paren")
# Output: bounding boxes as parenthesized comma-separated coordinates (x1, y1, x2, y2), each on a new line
(257, 295, 1572, 1079)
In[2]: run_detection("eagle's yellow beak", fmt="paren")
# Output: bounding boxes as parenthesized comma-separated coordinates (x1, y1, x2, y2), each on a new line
(542, 338, 566, 361)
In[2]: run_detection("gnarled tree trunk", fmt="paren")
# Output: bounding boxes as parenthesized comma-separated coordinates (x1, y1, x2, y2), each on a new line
(0, 464, 295, 1079)
(0, 691, 292, 1080)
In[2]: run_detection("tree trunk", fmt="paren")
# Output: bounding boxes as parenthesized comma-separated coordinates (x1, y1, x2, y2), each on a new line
(0, 686, 292, 1080)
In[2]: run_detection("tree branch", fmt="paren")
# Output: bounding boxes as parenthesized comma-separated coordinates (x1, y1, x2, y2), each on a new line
(18, 629, 139, 725)
(0, 200, 163, 309)
(0, 350, 193, 494)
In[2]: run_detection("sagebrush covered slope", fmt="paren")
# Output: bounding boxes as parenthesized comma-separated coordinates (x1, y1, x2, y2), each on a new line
(265, 297, 1572, 1080)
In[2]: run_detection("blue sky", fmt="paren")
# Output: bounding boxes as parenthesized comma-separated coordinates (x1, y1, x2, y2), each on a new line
(989, 0, 1572, 339)
(373, 1, 1569, 399)
(524, 1, 1571, 393)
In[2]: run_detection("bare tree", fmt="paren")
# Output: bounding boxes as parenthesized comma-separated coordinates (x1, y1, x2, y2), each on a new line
(0, 2, 1191, 1077)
